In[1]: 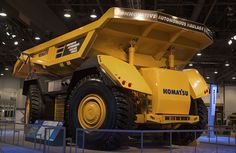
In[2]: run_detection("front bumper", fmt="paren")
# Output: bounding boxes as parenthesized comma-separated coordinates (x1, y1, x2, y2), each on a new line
(136, 114, 199, 124)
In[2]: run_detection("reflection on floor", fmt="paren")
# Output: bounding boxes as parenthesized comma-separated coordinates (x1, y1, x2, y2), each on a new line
(199, 135, 235, 145)
(0, 139, 236, 153)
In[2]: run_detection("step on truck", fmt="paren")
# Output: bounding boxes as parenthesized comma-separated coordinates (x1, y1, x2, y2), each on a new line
(13, 7, 213, 150)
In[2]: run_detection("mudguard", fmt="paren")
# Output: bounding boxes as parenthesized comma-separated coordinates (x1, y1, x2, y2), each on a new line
(68, 55, 152, 95)
(183, 69, 209, 99)
(98, 55, 152, 95)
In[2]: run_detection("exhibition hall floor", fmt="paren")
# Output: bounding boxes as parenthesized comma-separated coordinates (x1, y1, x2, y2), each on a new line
(0, 138, 235, 153)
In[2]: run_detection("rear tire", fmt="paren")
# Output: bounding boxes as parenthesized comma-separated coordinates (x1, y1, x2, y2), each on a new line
(172, 98, 208, 145)
(67, 74, 135, 150)
(25, 84, 45, 124)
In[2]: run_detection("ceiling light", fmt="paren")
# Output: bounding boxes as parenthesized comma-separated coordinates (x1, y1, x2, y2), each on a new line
(64, 13, 71, 18)
(172, 16, 178, 19)
(14, 41, 18, 45)
(2, 42, 5, 45)
(90, 9, 97, 18)
(0, 73, 4, 76)
(206, 76, 210, 79)
(197, 53, 202, 56)
(0, 11, 7, 17)
(214, 71, 218, 74)
(6, 32, 10, 36)
(234, 36, 236, 40)
(225, 63, 230, 67)
(4, 67, 9, 71)
(35, 36, 40, 40)
(228, 40, 232, 45)
(188, 63, 193, 67)
(232, 76, 236, 80)
(90, 14, 97, 18)
(12, 34, 16, 38)
(22, 38, 24, 41)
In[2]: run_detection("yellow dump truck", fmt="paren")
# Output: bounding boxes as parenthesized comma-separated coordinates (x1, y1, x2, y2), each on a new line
(13, 7, 212, 149)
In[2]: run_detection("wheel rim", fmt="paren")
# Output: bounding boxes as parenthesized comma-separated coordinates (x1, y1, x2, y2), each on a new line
(25, 98, 30, 124)
(78, 94, 106, 129)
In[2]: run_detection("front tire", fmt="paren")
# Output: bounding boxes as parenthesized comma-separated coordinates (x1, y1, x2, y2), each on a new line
(67, 74, 135, 150)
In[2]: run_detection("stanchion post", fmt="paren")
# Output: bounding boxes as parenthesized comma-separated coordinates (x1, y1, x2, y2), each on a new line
(195, 131, 197, 153)
(75, 129, 78, 153)
(234, 129, 236, 153)
(4, 121, 6, 142)
(63, 127, 66, 153)
(82, 129, 85, 153)
(34, 133, 37, 149)
(228, 128, 231, 145)
(140, 131, 143, 153)
(170, 131, 172, 153)
(13, 122, 16, 144)
(43, 128, 47, 153)
(17, 131, 20, 145)
(208, 126, 210, 143)
(216, 129, 218, 153)
(69, 138, 72, 153)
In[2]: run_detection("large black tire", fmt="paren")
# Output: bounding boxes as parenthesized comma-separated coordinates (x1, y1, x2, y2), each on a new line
(67, 74, 135, 150)
(26, 84, 45, 124)
(172, 98, 208, 145)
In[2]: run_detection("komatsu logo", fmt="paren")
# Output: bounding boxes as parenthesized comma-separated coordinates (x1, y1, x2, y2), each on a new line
(163, 89, 188, 96)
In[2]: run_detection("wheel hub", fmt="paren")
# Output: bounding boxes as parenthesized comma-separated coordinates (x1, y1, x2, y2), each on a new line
(78, 94, 106, 129)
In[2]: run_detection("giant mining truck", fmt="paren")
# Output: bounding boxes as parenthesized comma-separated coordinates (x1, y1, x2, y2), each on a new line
(13, 7, 213, 150)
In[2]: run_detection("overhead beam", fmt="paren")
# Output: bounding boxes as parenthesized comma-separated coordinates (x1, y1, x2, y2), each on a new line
(5, 0, 68, 36)
(191, 0, 205, 21)
(115, 0, 122, 7)
(96, 0, 104, 14)
(203, 0, 217, 24)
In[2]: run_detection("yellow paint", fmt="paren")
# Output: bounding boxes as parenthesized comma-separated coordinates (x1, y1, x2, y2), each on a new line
(140, 68, 190, 114)
(98, 55, 152, 95)
(25, 98, 30, 124)
(168, 53, 174, 68)
(183, 69, 209, 99)
(78, 94, 106, 129)
(136, 114, 199, 124)
(13, 7, 212, 78)
(128, 46, 135, 65)
(13, 7, 213, 126)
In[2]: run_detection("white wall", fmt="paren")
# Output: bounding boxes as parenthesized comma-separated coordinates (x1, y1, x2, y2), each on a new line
(225, 86, 236, 118)
(0, 75, 26, 122)
(202, 85, 236, 120)
(202, 86, 224, 104)
(0, 76, 26, 109)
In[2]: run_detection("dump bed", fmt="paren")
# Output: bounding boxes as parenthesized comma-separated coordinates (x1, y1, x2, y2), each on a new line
(13, 7, 213, 78)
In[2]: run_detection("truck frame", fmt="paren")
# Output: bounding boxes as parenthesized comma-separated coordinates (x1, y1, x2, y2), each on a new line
(13, 7, 213, 150)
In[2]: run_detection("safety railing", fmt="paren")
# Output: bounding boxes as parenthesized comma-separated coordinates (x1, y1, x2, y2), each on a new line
(0, 120, 235, 153)
(75, 128, 236, 153)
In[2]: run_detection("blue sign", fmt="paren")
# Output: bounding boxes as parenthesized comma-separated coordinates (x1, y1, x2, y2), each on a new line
(25, 120, 64, 145)
(210, 84, 217, 116)
(208, 84, 217, 138)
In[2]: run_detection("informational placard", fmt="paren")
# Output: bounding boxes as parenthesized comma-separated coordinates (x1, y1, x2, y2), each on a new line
(208, 84, 217, 138)
(55, 37, 85, 58)
(36, 121, 60, 141)
(25, 120, 63, 145)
